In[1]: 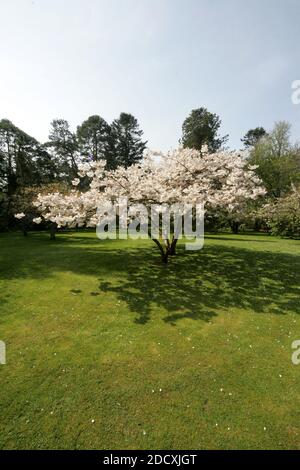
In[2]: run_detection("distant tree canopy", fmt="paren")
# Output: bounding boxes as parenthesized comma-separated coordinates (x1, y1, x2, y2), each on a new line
(110, 113, 147, 168)
(247, 121, 300, 198)
(2, 110, 300, 237)
(181, 107, 228, 153)
(241, 127, 267, 148)
(76, 115, 112, 163)
(0, 118, 54, 195)
(47, 119, 78, 179)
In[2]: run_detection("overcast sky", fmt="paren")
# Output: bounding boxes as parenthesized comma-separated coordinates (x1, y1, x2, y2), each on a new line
(1, 0, 300, 150)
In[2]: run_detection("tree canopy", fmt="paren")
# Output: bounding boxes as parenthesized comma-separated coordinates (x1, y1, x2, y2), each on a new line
(110, 113, 147, 168)
(247, 121, 300, 198)
(241, 127, 267, 148)
(181, 107, 228, 153)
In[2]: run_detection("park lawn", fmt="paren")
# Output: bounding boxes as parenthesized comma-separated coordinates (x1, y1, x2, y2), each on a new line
(0, 231, 300, 450)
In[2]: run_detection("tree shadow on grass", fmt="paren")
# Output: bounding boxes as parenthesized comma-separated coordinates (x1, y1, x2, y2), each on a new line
(1, 233, 299, 325)
(205, 236, 277, 243)
(98, 244, 300, 324)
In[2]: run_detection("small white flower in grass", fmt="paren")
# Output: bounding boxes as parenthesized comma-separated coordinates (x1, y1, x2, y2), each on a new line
(279, 374, 282, 378)
(228, 393, 232, 396)
(91, 419, 95, 424)
(159, 388, 162, 392)
(220, 388, 224, 392)
(227, 427, 230, 431)
(151, 390, 155, 393)
(264, 427, 267, 431)
(215, 423, 218, 427)
(143, 430, 146, 435)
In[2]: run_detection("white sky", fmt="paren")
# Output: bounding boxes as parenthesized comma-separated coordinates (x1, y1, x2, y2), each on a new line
(1, 0, 300, 150)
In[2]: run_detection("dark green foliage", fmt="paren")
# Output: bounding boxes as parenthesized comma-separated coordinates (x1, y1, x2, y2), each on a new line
(241, 127, 267, 148)
(181, 107, 228, 153)
(46, 119, 78, 180)
(76, 115, 112, 163)
(0, 119, 57, 228)
(0, 119, 53, 193)
(110, 113, 147, 168)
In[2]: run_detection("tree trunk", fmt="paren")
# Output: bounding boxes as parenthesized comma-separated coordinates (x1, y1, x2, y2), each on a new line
(50, 222, 57, 240)
(21, 220, 28, 237)
(152, 237, 181, 263)
(230, 221, 240, 234)
(169, 238, 178, 255)
(254, 219, 261, 231)
(161, 252, 169, 263)
(152, 238, 169, 263)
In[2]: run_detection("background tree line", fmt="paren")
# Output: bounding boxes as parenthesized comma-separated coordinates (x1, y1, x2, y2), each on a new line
(0, 112, 147, 230)
(1, 106, 300, 236)
(181, 108, 300, 236)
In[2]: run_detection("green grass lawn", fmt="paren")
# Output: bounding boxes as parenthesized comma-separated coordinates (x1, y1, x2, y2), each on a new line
(0, 230, 300, 449)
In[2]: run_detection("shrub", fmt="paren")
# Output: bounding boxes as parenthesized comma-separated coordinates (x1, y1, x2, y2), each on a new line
(260, 187, 300, 238)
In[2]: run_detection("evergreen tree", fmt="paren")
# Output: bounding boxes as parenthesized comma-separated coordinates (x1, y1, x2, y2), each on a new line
(47, 119, 78, 180)
(0, 118, 55, 229)
(77, 115, 111, 163)
(241, 127, 267, 148)
(110, 113, 147, 168)
(181, 107, 228, 153)
(0, 119, 53, 194)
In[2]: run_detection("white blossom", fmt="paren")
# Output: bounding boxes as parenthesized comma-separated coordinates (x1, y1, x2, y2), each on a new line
(29, 147, 265, 259)
(15, 212, 25, 219)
